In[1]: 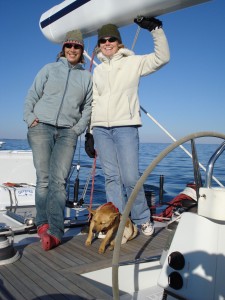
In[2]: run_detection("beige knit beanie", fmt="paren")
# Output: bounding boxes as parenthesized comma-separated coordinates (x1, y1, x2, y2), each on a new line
(63, 30, 84, 47)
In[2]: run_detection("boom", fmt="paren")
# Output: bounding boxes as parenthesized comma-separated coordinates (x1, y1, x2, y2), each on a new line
(39, 0, 211, 43)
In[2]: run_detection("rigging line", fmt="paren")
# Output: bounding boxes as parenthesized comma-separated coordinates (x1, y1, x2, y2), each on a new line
(84, 50, 98, 67)
(131, 26, 141, 51)
(78, 135, 81, 162)
(140, 106, 224, 187)
(81, 166, 93, 200)
(73, 136, 82, 203)
(76, 135, 81, 174)
(89, 51, 95, 72)
(88, 153, 97, 220)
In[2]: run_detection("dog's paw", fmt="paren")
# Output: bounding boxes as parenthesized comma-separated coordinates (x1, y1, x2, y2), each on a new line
(85, 240, 91, 247)
(98, 246, 105, 254)
(109, 240, 115, 251)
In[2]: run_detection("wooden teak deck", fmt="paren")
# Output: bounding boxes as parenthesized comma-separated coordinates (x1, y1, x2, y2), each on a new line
(0, 227, 169, 300)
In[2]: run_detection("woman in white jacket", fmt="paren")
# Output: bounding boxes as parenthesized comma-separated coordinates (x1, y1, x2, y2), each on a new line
(85, 17, 170, 235)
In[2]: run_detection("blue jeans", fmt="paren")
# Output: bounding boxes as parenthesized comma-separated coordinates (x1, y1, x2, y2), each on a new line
(28, 123, 77, 240)
(93, 126, 150, 225)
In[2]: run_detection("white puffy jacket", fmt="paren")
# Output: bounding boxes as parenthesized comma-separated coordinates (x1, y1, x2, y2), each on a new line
(91, 28, 170, 128)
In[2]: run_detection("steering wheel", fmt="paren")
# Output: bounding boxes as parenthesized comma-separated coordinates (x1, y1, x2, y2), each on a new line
(112, 131, 225, 300)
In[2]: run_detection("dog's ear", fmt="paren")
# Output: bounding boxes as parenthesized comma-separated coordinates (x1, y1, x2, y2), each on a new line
(87, 207, 96, 215)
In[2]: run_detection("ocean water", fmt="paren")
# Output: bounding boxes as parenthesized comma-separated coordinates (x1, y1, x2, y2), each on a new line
(1, 139, 225, 207)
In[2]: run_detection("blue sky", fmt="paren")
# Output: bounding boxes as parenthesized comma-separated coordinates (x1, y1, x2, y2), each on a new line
(0, 0, 224, 143)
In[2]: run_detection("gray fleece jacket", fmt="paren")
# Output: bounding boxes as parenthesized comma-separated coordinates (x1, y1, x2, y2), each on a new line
(91, 28, 170, 128)
(24, 57, 92, 136)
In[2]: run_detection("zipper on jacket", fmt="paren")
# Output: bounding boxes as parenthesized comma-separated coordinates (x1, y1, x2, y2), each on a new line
(55, 68, 71, 127)
(107, 59, 111, 127)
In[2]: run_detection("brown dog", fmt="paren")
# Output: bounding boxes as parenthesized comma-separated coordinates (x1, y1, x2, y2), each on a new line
(85, 202, 138, 254)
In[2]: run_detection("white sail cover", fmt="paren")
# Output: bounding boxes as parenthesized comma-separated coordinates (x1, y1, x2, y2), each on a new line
(39, 0, 211, 43)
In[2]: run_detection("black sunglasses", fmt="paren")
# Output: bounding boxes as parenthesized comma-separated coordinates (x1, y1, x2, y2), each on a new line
(64, 43, 83, 49)
(98, 37, 118, 45)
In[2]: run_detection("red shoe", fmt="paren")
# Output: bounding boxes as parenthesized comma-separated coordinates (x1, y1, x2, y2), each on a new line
(41, 233, 60, 251)
(37, 224, 49, 237)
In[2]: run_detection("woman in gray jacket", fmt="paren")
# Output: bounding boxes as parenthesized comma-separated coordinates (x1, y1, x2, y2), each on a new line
(85, 17, 170, 236)
(24, 30, 92, 250)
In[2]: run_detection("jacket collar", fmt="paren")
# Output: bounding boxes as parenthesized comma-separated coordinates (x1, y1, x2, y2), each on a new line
(97, 48, 134, 63)
(59, 57, 84, 70)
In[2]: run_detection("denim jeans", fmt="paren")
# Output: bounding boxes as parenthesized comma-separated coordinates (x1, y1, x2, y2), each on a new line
(93, 126, 150, 225)
(28, 123, 77, 240)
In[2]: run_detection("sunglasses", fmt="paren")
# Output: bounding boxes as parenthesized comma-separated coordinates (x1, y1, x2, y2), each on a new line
(98, 37, 118, 45)
(64, 43, 83, 49)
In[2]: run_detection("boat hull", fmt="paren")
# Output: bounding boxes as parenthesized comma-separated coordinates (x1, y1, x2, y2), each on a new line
(0, 151, 36, 210)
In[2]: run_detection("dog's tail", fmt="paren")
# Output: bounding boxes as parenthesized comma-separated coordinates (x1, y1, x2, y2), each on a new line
(129, 223, 138, 241)
(121, 220, 138, 244)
